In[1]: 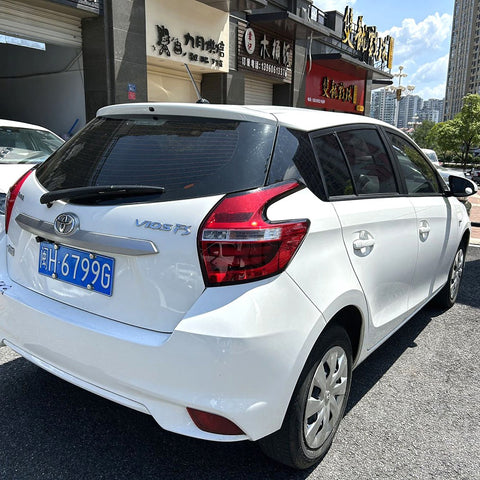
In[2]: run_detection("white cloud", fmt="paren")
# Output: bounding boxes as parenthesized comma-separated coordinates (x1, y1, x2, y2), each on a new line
(382, 15, 451, 100)
(393, 54, 450, 99)
(313, 0, 356, 13)
(416, 84, 448, 100)
(412, 54, 449, 84)
(382, 13, 452, 61)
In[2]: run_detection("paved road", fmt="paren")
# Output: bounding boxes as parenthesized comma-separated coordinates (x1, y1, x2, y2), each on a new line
(1, 247, 479, 480)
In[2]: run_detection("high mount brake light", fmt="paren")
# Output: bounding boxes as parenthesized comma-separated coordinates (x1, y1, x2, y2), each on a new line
(198, 181, 309, 286)
(5, 169, 33, 234)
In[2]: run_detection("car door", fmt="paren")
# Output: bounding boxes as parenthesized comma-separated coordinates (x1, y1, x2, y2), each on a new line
(385, 132, 460, 309)
(312, 127, 419, 349)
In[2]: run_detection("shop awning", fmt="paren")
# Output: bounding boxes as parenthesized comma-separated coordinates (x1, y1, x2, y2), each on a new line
(246, 10, 332, 38)
(195, 0, 267, 12)
(311, 53, 392, 83)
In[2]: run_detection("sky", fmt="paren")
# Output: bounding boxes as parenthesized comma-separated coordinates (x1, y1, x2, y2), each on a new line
(314, 0, 455, 99)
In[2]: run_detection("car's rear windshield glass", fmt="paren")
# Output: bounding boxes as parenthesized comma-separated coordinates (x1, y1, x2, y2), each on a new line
(36, 116, 276, 202)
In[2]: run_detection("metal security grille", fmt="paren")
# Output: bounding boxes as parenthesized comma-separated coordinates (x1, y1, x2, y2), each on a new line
(244, 76, 273, 105)
(0, 0, 82, 47)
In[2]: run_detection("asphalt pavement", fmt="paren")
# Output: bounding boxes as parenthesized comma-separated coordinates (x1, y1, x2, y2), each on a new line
(0, 248, 479, 480)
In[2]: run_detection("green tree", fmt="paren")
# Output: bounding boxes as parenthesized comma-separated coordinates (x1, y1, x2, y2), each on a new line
(429, 120, 461, 160)
(428, 94, 480, 167)
(411, 120, 437, 149)
(455, 93, 480, 167)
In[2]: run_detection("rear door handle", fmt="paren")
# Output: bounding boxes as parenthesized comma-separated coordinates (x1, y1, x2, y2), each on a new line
(353, 230, 375, 255)
(353, 238, 376, 249)
(419, 220, 430, 239)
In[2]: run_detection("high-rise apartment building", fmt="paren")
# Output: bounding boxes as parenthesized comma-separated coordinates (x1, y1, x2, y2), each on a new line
(370, 91, 444, 128)
(444, 0, 480, 120)
(397, 95, 422, 129)
(370, 89, 397, 125)
(418, 98, 445, 123)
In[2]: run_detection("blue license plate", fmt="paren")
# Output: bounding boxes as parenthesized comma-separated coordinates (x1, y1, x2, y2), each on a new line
(38, 242, 115, 296)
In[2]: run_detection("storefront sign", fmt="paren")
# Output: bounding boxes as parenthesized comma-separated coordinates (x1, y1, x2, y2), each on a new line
(238, 25, 293, 83)
(305, 63, 365, 113)
(151, 24, 225, 68)
(342, 7, 394, 70)
(145, 0, 229, 73)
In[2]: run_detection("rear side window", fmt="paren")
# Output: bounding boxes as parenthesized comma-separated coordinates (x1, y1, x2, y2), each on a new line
(312, 133, 352, 196)
(387, 133, 441, 194)
(36, 117, 276, 202)
(337, 129, 398, 195)
(267, 127, 325, 199)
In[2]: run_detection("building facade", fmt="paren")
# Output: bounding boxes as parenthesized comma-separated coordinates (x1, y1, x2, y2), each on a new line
(370, 88, 396, 125)
(444, 0, 480, 120)
(1, 0, 393, 136)
(397, 95, 422, 129)
(418, 98, 444, 123)
(370, 90, 444, 129)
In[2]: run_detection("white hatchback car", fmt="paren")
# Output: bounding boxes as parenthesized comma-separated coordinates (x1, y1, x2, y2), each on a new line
(0, 104, 476, 469)
(421, 148, 441, 166)
(0, 119, 63, 235)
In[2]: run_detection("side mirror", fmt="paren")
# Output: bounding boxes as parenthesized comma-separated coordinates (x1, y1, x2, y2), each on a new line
(448, 175, 478, 197)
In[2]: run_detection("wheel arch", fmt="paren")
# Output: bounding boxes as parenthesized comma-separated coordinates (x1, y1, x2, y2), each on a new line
(461, 229, 470, 251)
(324, 305, 364, 367)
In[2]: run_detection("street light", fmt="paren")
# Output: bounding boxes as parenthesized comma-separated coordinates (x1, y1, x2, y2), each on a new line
(385, 66, 415, 127)
(407, 114, 421, 131)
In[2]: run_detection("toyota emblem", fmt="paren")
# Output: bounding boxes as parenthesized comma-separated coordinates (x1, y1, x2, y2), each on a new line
(54, 213, 79, 236)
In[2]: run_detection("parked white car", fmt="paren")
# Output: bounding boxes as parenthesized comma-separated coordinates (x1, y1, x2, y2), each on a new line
(0, 104, 476, 469)
(0, 120, 63, 235)
(421, 148, 441, 166)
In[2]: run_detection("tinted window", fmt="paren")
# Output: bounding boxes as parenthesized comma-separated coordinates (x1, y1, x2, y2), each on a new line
(268, 127, 325, 198)
(337, 129, 398, 195)
(312, 133, 353, 197)
(36, 117, 276, 202)
(387, 133, 441, 194)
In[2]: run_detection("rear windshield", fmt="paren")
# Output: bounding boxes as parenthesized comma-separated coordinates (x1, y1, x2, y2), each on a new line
(36, 116, 276, 202)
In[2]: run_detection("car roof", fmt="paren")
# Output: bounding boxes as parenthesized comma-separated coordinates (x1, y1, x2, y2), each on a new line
(0, 119, 52, 132)
(97, 103, 393, 132)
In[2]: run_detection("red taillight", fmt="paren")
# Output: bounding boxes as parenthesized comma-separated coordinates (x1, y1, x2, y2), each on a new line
(198, 181, 309, 286)
(187, 407, 244, 435)
(5, 169, 33, 234)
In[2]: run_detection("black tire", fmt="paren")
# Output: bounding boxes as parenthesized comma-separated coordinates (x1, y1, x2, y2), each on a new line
(433, 244, 466, 309)
(258, 325, 352, 470)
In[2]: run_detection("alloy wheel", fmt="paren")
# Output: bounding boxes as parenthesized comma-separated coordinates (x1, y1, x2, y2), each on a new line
(449, 249, 464, 301)
(304, 346, 349, 449)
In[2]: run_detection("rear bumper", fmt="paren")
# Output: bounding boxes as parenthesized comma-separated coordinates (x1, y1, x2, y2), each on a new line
(0, 267, 324, 442)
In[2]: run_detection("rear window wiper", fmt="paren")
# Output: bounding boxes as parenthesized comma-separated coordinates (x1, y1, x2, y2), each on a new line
(40, 185, 165, 206)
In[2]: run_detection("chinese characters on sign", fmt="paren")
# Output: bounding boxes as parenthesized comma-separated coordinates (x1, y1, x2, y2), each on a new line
(238, 25, 293, 82)
(342, 7, 394, 70)
(321, 77, 357, 104)
(152, 24, 225, 68)
(305, 63, 366, 114)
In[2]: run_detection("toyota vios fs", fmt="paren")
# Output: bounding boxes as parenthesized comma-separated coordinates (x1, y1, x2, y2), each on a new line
(0, 104, 476, 469)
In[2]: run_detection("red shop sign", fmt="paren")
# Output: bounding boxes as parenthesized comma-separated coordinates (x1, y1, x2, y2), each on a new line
(305, 62, 366, 113)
